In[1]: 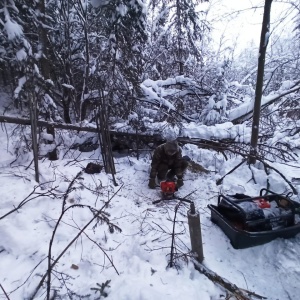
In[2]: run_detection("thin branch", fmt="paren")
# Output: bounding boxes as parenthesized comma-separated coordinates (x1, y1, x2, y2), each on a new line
(256, 158, 298, 195)
(216, 159, 247, 185)
(47, 171, 83, 299)
(29, 184, 123, 300)
(168, 201, 182, 268)
(83, 232, 119, 275)
(0, 184, 57, 221)
(0, 283, 10, 300)
(193, 260, 267, 300)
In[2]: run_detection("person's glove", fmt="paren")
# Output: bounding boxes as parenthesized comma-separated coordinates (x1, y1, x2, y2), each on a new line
(177, 178, 184, 188)
(148, 178, 156, 189)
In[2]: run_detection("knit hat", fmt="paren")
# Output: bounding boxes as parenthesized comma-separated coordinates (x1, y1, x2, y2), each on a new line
(164, 140, 179, 155)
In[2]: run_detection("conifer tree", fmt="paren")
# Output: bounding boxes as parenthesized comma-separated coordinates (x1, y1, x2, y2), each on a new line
(90, 0, 148, 119)
(147, 0, 209, 78)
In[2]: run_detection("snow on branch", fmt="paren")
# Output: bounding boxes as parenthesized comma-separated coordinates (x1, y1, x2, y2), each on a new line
(3, 6, 23, 40)
(140, 75, 200, 111)
(228, 79, 300, 123)
(14, 76, 27, 99)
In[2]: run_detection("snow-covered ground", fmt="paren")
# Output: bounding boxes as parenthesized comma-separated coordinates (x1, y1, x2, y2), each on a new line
(1, 96, 300, 300)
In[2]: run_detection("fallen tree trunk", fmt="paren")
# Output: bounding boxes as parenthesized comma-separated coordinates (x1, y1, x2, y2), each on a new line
(0, 115, 296, 164)
(0, 115, 107, 133)
(0, 114, 162, 142)
(0, 115, 239, 153)
(1, 114, 297, 193)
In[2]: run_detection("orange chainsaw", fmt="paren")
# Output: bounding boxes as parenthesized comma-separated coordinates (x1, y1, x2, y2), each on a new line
(160, 180, 177, 199)
(152, 180, 193, 204)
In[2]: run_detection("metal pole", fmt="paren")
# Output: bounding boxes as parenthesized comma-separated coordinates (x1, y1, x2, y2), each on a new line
(187, 202, 204, 262)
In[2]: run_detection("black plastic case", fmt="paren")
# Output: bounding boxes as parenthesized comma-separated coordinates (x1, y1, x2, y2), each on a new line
(208, 189, 300, 249)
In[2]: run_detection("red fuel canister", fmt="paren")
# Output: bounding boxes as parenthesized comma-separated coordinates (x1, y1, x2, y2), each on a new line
(253, 198, 271, 209)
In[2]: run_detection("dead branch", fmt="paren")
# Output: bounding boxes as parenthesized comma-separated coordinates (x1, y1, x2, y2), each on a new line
(47, 171, 83, 299)
(0, 114, 162, 142)
(168, 201, 182, 268)
(0, 183, 57, 221)
(0, 283, 10, 300)
(216, 159, 247, 185)
(29, 184, 123, 300)
(192, 260, 267, 300)
(0, 115, 297, 164)
(256, 157, 298, 195)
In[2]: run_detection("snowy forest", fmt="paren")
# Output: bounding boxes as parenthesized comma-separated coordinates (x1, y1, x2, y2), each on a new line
(0, 0, 300, 159)
(1, 0, 300, 299)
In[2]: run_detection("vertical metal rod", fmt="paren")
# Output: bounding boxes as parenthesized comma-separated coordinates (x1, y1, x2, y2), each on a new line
(187, 203, 204, 262)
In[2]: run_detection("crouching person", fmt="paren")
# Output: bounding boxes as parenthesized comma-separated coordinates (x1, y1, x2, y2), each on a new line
(148, 139, 189, 189)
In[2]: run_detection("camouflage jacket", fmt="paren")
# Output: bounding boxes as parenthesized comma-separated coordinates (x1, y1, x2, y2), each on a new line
(149, 144, 183, 178)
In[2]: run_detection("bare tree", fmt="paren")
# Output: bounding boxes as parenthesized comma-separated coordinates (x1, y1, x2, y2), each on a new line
(249, 0, 273, 164)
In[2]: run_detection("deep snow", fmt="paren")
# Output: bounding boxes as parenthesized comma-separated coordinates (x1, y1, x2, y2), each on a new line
(1, 93, 300, 300)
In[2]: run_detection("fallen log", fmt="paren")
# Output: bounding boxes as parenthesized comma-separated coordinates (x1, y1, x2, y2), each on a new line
(0, 115, 294, 164)
(0, 115, 239, 154)
(0, 114, 162, 143)
(1, 114, 297, 194)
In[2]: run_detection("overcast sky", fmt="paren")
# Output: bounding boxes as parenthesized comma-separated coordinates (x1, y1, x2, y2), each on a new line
(207, 0, 296, 54)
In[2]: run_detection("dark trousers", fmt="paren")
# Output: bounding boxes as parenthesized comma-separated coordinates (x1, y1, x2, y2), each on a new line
(157, 159, 189, 180)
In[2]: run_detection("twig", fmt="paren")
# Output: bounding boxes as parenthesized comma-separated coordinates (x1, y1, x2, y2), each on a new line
(192, 260, 267, 300)
(216, 159, 247, 185)
(248, 164, 257, 184)
(62, 171, 83, 209)
(83, 232, 119, 275)
(47, 171, 83, 299)
(7, 257, 47, 295)
(0, 283, 10, 300)
(168, 201, 182, 268)
(0, 184, 57, 221)
(29, 184, 123, 300)
(256, 157, 298, 195)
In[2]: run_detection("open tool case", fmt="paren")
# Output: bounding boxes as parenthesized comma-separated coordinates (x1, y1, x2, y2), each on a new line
(208, 189, 300, 249)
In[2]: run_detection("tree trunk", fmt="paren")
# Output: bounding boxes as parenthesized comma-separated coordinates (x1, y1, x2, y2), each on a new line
(176, 0, 184, 75)
(95, 89, 117, 185)
(39, 0, 51, 79)
(249, 0, 273, 164)
(29, 94, 40, 183)
(38, 0, 57, 160)
(78, 0, 90, 121)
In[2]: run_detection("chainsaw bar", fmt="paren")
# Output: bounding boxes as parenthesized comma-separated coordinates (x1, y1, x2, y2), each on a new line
(152, 180, 192, 204)
(152, 195, 192, 205)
